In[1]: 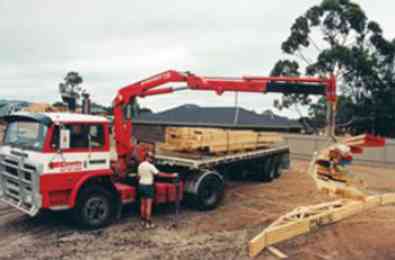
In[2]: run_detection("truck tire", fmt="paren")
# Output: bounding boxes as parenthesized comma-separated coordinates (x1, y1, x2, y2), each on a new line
(273, 155, 285, 178)
(277, 153, 290, 175)
(195, 172, 224, 211)
(271, 154, 286, 180)
(73, 185, 115, 229)
(254, 157, 273, 182)
(262, 156, 279, 182)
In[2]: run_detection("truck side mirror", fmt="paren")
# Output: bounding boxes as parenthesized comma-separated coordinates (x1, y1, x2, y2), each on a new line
(60, 128, 70, 150)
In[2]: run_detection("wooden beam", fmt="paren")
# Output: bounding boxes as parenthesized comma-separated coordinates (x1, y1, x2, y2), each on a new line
(267, 246, 288, 259)
(249, 220, 309, 257)
(381, 193, 395, 205)
(331, 201, 364, 221)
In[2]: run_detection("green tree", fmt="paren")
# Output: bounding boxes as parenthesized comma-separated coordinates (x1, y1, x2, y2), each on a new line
(271, 60, 312, 109)
(64, 71, 83, 92)
(59, 72, 84, 111)
(309, 96, 353, 126)
(273, 0, 395, 136)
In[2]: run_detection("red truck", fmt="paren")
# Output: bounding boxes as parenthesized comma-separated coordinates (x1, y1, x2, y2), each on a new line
(0, 70, 336, 228)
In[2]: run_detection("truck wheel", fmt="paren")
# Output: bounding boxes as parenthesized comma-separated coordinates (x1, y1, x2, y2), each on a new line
(254, 157, 274, 182)
(195, 173, 224, 211)
(73, 186, 115, 229)
(262, 156, 279, 182)
(269, 155, 282, 180)
(273, 155, 284, 178)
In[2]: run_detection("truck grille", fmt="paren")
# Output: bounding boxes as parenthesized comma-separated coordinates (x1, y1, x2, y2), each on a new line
(0, 154, 41, 216)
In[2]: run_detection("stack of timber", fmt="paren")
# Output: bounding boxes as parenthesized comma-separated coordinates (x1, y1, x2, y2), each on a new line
(158, 127, 283, 154)
(21, 103, 58, 113)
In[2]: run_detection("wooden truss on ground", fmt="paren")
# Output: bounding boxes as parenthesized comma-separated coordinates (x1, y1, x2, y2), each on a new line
(249, 193, 395, 258)
(249, 135, 391, 258)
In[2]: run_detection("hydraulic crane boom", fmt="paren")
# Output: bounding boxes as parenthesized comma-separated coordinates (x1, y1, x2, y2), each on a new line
(112, 70, 337, 176)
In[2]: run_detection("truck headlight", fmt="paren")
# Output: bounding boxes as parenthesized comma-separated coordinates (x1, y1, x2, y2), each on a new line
(25, 194, 33, 204)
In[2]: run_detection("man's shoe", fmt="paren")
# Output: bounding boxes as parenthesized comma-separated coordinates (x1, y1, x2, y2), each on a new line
(147, 221, 156, 229)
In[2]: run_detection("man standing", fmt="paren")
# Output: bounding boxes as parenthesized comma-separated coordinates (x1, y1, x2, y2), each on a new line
(137, 152, 176, 228)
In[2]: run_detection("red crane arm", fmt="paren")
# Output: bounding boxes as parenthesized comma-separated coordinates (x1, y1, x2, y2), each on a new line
(112, 70, 337, 176)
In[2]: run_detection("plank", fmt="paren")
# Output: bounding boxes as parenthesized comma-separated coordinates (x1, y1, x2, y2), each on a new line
(265, 220, 310, 245)
(381, 193, 395, 205)
(331, 201, 364, 221)
(364, 195, 382, 209)
(249, 219, 310, 257)
(267, 246, 288, 259)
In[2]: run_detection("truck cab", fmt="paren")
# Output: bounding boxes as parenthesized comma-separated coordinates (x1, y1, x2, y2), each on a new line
(0, 112, 185, 228)
(0, 113, 122, 226)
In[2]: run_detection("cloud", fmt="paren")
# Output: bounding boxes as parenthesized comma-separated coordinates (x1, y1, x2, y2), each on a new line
(0, 0, 394, 118)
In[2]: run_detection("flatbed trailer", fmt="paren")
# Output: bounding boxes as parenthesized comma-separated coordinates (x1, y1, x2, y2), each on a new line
(150, 144, 291, 210)
(155, 145, 290, 170)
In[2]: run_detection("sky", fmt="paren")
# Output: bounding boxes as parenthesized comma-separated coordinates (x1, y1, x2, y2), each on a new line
(1, 0, 394, 118)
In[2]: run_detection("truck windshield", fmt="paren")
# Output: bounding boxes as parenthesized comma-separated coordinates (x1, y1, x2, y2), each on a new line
(3, 121, 48, 151)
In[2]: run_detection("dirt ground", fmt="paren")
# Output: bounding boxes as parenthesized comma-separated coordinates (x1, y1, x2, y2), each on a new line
(0, 160, 395, 260)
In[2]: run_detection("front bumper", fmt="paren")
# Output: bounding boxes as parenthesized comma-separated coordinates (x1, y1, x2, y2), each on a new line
(0, 153, 42, 216)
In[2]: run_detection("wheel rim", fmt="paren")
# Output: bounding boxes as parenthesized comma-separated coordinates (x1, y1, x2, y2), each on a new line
(264, 159, 273, 179)
(269, 167, 276, 178)
(83, 197, 109, 225)
(201, 182, 217, 205)
(269, 158, 278, 178)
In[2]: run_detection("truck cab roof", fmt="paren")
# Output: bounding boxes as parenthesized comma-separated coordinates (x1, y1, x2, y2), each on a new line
(3, 112, 109, 125)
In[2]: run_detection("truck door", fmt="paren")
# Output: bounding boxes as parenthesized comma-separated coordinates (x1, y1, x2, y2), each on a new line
(50, 123, 110, 173)
(85, 124, 110, 170)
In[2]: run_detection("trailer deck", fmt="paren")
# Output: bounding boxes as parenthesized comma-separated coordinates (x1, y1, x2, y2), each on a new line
(155, 145, 290, 169)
